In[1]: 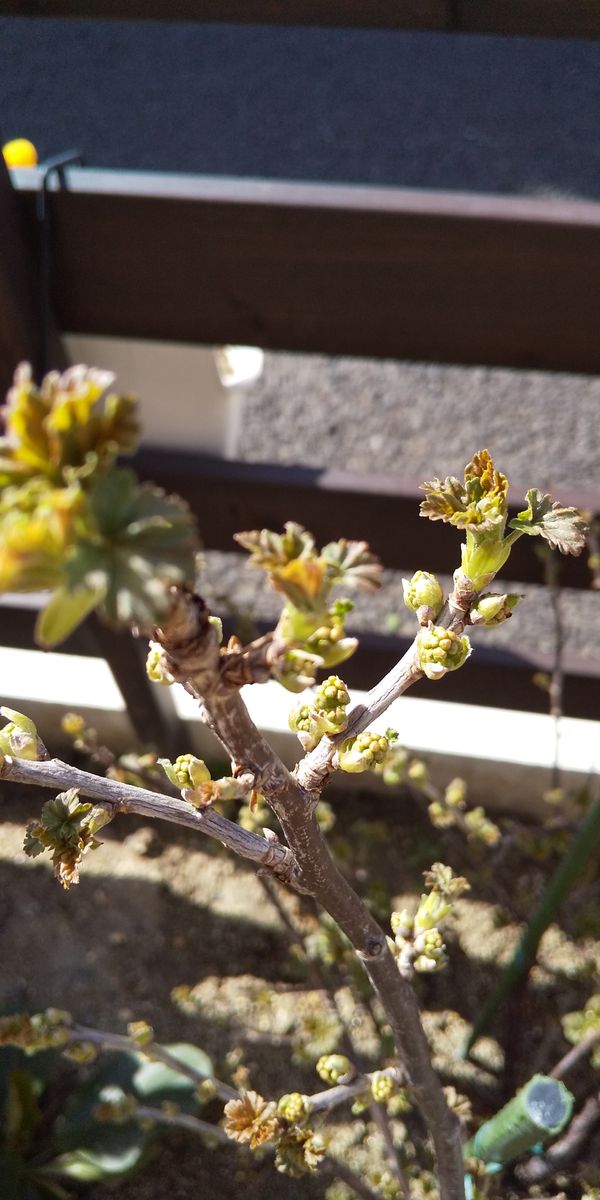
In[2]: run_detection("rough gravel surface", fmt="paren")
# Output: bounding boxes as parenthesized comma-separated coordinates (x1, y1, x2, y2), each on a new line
(202, 351, 600, 668)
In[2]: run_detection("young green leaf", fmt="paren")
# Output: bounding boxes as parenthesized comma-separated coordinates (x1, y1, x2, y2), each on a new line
(509, 489, 588, 555)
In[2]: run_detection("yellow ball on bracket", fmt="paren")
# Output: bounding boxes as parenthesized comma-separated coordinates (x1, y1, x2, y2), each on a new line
(2, 138, 38, 168)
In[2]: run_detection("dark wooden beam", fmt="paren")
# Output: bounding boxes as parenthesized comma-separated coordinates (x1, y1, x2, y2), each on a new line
(135, 450, 598, 591)
(11, 168, 600, 376)
(3, 0, 600, 39)
(1, 598, 598, 721)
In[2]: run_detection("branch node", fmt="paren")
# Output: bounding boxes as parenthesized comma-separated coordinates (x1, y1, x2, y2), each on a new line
(357, 934, 387, 962)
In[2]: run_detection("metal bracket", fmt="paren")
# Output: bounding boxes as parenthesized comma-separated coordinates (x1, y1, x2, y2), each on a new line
(36, 148, 83, 375)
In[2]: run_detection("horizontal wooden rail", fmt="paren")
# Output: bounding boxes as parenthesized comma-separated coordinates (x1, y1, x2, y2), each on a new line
(1, 600, 598, 721)
(3, 0, 600, 40)
(10, 168, 600, 376)
(136, 451, 598, 591)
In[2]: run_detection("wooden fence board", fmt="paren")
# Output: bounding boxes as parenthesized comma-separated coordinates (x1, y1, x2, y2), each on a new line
(10, 169, 600, 376)
(3, 0, 600, 39)
(135, 450, 598, 591)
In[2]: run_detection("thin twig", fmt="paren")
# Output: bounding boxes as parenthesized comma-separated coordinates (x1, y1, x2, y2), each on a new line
(322, 1155, 384, 1200)
(370, 1099, 411, 1199)
(70, 1023, 236, 1102)
(550, 1028, 600, 1080)
(0, 755, 299, 886)
(296, 582, 473, 794)
(134, 1104, 229, 1142)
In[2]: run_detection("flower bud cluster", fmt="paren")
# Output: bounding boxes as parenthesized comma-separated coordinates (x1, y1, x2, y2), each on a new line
(338, 728, 397, 774)
(416, 624, 471, 681)
(389, 864, 469, 978)
(402, 570, 444, 625)
(289, 675, 350, 750)
(160, 753, 211, 791)
(315, 1054, 353, 1085)
(0, 1008, 72, 1053)
(277, 1092, 311, 1123)
(370, 1070, 397, 1103)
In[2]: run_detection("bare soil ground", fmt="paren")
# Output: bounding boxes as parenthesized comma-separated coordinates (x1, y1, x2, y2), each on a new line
(2, 767, 600, 1199)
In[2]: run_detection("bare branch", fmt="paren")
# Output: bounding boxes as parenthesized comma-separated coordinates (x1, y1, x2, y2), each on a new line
(296, 581, 474, 793)
(550, 1028, 600, 1079)
(68, 1023, 237, 1102)
(0, 755, 299, 885)
(154, 592, 467, 1199)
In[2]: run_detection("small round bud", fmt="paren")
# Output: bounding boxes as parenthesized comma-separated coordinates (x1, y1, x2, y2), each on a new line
(407, 759, 428, 785)
(416, 625, 471, 681)
(445, 777, 467, 808)
(197, 1079, 217, 1103)
(338, 730, 395, 774)
(127, 1020, 154, 1046)
(370, 1071, 396, 1103)
(390, 909, 414, 938)
(469, 592, 521, 627)
(159, 754, 211, 791)
(428, 800, 455, 828)
(316, 1054, 352, 1084)
(61, 712, 86, 737)
(277, 1092, 310, 1123)
(146, 642, 174, 686)
(402, 571, 444, 617)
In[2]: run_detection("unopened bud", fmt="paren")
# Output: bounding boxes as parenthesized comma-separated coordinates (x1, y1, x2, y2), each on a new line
(402, 571, 444, 618)
(416, 625, 471, 681)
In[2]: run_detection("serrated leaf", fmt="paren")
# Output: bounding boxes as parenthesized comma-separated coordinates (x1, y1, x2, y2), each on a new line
(35, 585, 106, 649)
(64, 469, 199, 631)
(320, 539, 382, 591)
(133, 1042, 212, 1113)
(509, 489, 588, 556)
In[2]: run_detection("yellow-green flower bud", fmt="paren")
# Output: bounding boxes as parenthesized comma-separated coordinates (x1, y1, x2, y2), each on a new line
(0, 707, 46, 761)
(407, 758, 428, 785)
(428, 800, 455, 829)
(416, 625, 471, 681)
(445, 777, 467, 808)
(314, 675, 350, 724)
(274, 649, 321, 693)
(390, 909, 414, 938)
(159, 754, 211, 791)
(464, 806, 501, 846)
(414, 928, 445, 959)
(316, 1054, 352, 1084)
(61, 712, 86, 737)
(370, 1071, 396, 1103)
(338, 729, 397, 773)
(381, 745, 408, 786)
(63, 1040, 98, 1064)
(470, 593, 521, 627)
(277, 1092, 311, 1123)
(387, 1088, 412, 1115)
(146, 642, 174, 686)
(197, 1079, 217, 1103)
(127, 1020, 154, 1046)
(402, 571, 444, 618)
(414, 891, 452, 932)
